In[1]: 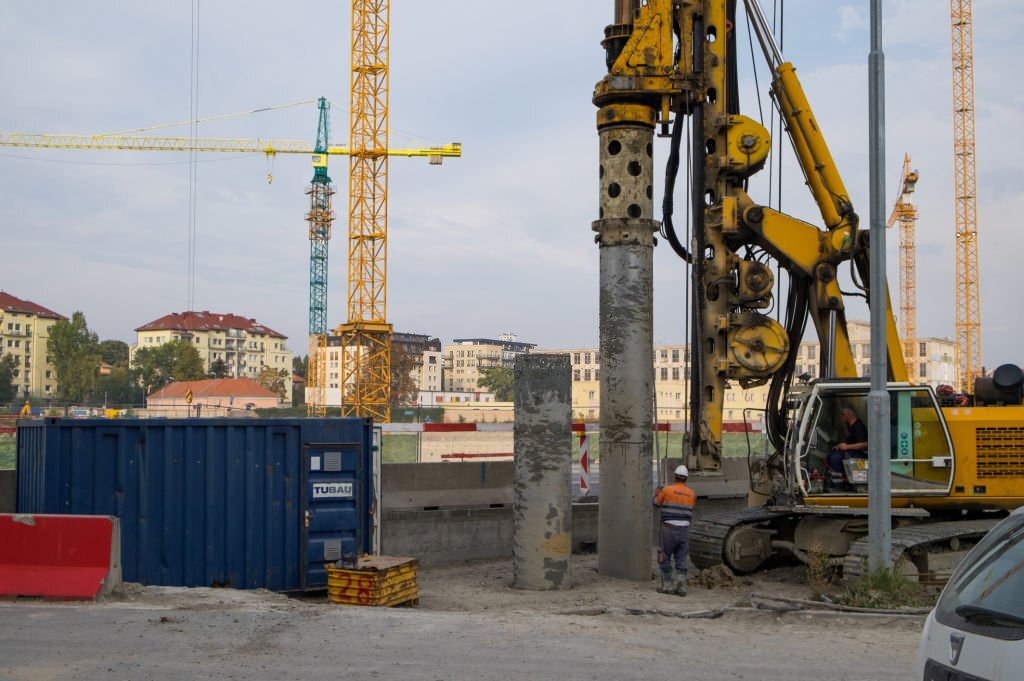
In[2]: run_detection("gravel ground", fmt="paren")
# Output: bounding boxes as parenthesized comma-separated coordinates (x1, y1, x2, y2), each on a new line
(0, 556, 924, 681)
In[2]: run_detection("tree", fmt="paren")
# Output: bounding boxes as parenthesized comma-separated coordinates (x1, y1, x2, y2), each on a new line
(98, 339, 130, 368)
(478, 366, 514, 402)
(48, 311, 100, 403)
(257, 366, 289, 400)
(132, 340, 207, 393)
(208, 358, 229, 379)
(292, 355, 308, 379)
(390, 345, 419, 408)
(0, 354, 17, 403)
(94, 367, 138, 406)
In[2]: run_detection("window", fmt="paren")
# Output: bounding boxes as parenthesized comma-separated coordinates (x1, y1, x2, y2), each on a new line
(595, 370, 600, 381)
(920, 363, 928, 378)
(584, 352, 591, 364)
(918, 342, 927, 357)
(672, 367, 679, 380)
(584, 369, 592, 381)
(588, 391, 595, 399)
(660, 350, 668, 361)
(808, 345, 816, 360)
(573, 370, 580, 381)
(685, 367, 691, 380)
(573, 353, 580, 364)
(671, 349, 679, 362)
(861, 343, 871, 359)
(660, 368, 668, 381)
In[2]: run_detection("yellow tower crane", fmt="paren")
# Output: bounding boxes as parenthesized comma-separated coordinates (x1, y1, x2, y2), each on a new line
(0, 129, 461, 417)
(951, 0, 982, 392)
(338, 0, 393, 422)
(887, 153, 919, 376)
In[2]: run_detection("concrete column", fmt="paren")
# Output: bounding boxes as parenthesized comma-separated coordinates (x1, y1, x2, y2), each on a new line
(594, 114, 658, 582)
(512, 354, 572, 591)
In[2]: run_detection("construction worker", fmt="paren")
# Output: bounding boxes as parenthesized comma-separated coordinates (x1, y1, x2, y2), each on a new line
(653, 464, 696, 596)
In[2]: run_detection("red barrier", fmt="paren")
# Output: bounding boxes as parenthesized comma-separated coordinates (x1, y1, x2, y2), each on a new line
(0, 514, 121, 600)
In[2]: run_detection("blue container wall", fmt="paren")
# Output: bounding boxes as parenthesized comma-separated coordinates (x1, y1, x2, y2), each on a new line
(16, 417, 373, 591)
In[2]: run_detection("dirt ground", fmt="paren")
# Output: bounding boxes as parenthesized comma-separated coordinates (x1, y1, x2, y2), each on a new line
(415, 553, 813, 615)
(1, 556, 926, 681)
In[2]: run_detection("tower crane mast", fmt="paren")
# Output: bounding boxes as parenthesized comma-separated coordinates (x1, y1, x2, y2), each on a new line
(339, 0, 393, 422)
(887, 154, 919, 374)
(951, 0, 982, 392)
(306, 97, 335, 417)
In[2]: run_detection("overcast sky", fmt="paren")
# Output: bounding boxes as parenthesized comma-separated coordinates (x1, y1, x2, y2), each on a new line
(1, 1, 1021, 369)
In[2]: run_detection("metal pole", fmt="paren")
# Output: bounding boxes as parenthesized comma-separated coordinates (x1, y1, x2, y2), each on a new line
(867, 0, 893, 572)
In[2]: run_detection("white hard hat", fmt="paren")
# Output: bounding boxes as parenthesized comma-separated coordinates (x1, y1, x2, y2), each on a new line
(674, 464, 689, 478)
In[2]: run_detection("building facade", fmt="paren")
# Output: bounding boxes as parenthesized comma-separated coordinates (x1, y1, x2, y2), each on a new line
(316, 331, 445, 408)
(133, 310, 293, 403)
(393, 332, 443, 393)
(0, 292, 66, 399)
(544, 319, 957, 422)
(443, 334, 536, 392)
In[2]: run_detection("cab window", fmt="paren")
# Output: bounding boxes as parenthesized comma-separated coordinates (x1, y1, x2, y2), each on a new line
(800, 387, 953, 494)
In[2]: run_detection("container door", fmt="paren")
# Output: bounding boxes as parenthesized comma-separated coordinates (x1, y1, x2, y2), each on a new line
(301, 444, 364, 590)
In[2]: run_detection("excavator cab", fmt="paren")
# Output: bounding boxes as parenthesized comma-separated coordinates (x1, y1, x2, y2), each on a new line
(790, 381, 955, 499)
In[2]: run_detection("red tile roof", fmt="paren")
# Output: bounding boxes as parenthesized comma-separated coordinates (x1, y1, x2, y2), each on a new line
(135, 310, 286, 339)
(0, 292, 67, 321)
(148, 378, 279, 400)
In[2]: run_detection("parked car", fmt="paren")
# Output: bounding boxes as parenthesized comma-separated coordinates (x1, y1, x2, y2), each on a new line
(916, 506, 1024, 680)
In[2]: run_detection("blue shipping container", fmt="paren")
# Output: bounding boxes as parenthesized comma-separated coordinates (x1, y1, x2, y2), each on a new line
(16, 417, 374, 591)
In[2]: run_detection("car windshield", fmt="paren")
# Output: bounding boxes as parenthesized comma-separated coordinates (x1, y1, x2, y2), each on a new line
(936, 515, 1024, 635)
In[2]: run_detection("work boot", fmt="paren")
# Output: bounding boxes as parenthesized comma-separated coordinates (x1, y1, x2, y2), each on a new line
(657, 568, 674, 594)
(674, 574, 687, 597)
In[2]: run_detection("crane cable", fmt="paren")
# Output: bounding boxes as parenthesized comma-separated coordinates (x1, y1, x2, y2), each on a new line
(187, 0, 200, 313)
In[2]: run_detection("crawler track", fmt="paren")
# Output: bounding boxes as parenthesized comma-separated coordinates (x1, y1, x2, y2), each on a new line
(843, 518, 1000, 579)
(690, 507, 778, 570)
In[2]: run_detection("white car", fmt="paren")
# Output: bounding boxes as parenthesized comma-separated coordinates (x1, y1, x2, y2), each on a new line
(916, 507, 1024, 680)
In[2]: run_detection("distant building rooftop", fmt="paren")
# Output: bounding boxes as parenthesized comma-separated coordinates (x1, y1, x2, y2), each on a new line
(0, 291, 67, 321)
(452, 338, 536, 352)
(149, 378, 278, 400)
(135, 310, 286, 339)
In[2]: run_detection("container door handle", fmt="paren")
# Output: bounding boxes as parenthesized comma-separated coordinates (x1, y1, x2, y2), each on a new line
(305, 510, 310, 528)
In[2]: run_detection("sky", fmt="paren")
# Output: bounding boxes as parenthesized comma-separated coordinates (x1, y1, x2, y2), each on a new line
(1, 1, 1021, 370)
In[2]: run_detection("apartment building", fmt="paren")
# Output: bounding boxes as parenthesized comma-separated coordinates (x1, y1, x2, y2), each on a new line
(545, 320, 957, 421)
(0, 292, 66, 399)
(794, 320, 956, 387)
(133, 310, 293, 402)
(443, 334, 536, 392)
(318, 331, 444, 407)
(393, 332, 443, 392)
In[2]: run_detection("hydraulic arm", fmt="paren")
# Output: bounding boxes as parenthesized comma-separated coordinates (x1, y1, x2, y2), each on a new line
(594, 1, 907, 577)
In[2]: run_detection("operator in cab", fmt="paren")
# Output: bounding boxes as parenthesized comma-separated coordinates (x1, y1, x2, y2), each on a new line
(826, 406, 868, 488)
(653, 465, 696, 596)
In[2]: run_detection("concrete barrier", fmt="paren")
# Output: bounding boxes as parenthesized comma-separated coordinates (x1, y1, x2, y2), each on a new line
(0, 514, 122, 599)
(382, 496, 746, 567)
(382, 462, 513, 510)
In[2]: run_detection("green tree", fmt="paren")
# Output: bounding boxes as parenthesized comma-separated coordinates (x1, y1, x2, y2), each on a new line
(0, 354, 17, 403)
(207, 358, 229, 379)
(478, 366, 514, 402)
(292, 355, 308, 379)
(257, 366, 289, 400)
(390, 345, 419, 408)
(98, 339, 130, 368)
(48, 311, 100, 403)
(94, 367, 138, 406)
(132, 340, 207, 393)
